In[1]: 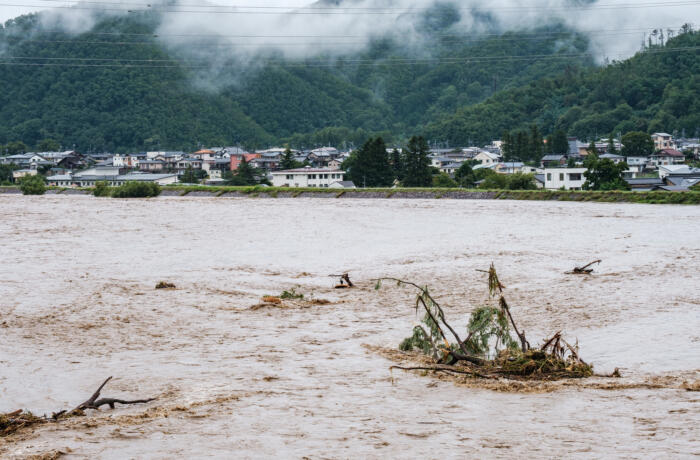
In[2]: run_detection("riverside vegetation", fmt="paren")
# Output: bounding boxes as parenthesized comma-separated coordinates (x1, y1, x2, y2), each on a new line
(2, 183, 698, 204)
(94, 181, 161, 198)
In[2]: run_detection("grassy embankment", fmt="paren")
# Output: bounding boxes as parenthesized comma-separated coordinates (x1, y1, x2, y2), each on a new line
(165, 186, 700, 204)
(1, 186, 699, 204)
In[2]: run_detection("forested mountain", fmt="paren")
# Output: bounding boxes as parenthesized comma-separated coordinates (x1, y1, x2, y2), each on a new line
(0, 8, 696, 152)
(425, 28, 700, 144)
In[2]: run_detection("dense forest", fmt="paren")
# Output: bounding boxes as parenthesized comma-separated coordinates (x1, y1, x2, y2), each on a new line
(425, 27, 700, 144)
(0, 9, 697, 152)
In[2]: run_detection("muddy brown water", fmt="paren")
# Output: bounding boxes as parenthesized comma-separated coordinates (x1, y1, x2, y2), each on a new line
(1, 196, 699, 458)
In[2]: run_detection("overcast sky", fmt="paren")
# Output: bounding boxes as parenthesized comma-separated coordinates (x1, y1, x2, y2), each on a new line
(0, 1, 311, 23)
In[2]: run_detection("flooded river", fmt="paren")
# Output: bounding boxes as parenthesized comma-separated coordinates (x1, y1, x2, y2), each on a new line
(1, 196, 699, 458)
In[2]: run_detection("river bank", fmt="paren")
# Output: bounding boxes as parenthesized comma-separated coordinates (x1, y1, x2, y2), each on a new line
(2, 185, 700, 204)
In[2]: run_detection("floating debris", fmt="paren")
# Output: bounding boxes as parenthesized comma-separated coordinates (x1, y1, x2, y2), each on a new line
(376, 264, 595, 381)
(155, 281, 176, 289)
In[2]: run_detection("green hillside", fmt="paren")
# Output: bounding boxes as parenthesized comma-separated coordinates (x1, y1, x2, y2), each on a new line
(425, 28, 700, 144)
(0, 10, 594, 152)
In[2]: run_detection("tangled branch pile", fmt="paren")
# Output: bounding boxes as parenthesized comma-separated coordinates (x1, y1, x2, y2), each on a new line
(1, 376, 155, 438)
(376, 264, 593, 380)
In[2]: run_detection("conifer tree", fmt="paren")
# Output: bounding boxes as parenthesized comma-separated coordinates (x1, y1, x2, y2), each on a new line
(607, 132, 618, 154)
(550, 130, 570, 154)
(347, 137, 392, 187)
(402, 136, 432, 187)
(224, 157, 259, 185)
(280, 145, 300, 170)
(501, 131, 514, 160)
(390, 148, 403, 181)
(529, 124, 543, 162)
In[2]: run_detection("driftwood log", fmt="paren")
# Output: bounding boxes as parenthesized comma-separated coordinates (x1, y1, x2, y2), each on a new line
(71, 376, 156, 412)
(2, 377, 156, 437)
(566, 259, 601, 274)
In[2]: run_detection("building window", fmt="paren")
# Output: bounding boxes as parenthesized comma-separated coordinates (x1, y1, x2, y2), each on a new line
(569, 173, 582, 181)
(546, 173, 551, 181)
(559, 173, 564, 181)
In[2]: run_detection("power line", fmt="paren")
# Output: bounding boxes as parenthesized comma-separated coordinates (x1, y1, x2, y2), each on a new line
(0, 45, 697, 68)
(1, 0, 700, 14)
(0, 29, 672, 48)
(1, 25, 690, 39)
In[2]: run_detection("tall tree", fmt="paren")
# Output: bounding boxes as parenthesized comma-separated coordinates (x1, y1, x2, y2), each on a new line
(528, 124, 543, 162)
(501, 131, 514, 160)
(224, 157, 259, 185)
(586, 139, 598, 156)
(583, 158, 629, 190)
(402, 136, 432, 187)
(180, 165, 201, 184)
(279, 145, 300, 170)
(347, 137, 392, 187)
(514, 130, 528, 160)
(37, 138, 60, 152)
(543, 134, 553, 154)
(454, 162, 476, 187)
(390, 148, 403, 182)
(550, 130, 570, 154)
(3, 141, 27, 155)
(607, 132, 618, 154)
(620, 132, 654, 157)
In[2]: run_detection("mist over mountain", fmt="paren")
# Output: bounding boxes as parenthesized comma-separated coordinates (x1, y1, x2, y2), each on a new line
(0, 2, 697, 151)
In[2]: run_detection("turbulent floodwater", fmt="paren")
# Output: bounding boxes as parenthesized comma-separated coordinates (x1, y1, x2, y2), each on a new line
(0, 196, 699, 458)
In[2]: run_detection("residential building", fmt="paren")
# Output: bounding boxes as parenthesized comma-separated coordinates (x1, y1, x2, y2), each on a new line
(329, 180, 356, 189)
(651, 133, 676, 151)
(271, 167, 345, 187)
(626, 177, 665, 191)
(146, 151, 185, 160)
(327, 158, 343, 169)
(474, 151, 500, 165)
(113, 153, 143, 168)
(1, 153, 48, 168)
(176, 158, 203, 172)
(139, 160, 166, 172)
(650, 149, 685, 166)
(541, 154, 567, 168)
(69, 172, 178, 187)
(440, 162, 462, 175)
(45, 174, 73, 187)
(75, 167, 121, 177)
(495, 162, 524, 174)
(230, 153, 260, 171)
(191, 149, 215, 160)
(12, 169, 38, 180)
(598, 153, 625, 164)
(543, 167, 587, 190)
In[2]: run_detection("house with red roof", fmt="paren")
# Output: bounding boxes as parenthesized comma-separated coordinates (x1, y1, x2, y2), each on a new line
(650, 148, 685, 166)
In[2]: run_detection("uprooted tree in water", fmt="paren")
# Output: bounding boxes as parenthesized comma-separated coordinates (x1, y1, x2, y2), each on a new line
(1, 376, 155, 438)
(375, 264, 594, 380)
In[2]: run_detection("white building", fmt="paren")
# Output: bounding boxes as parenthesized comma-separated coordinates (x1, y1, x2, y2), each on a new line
(12, 169, 38, 180)
(113, 153, 141, 168)
(544, 167, 587, 190)
(271, 167, 345, 188)
(46, 174, 73, 187)
(474, 151, 501, 165)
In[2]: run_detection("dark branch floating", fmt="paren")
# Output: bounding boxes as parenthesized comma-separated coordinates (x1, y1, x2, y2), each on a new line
(566, 259, 602, 275)
(375, 264, 597, 380)
(1, 376, 156, 438)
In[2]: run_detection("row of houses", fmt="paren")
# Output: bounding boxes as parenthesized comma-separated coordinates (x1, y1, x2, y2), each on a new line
(542, 164, 700, 191)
